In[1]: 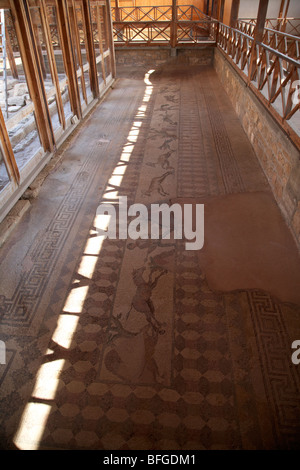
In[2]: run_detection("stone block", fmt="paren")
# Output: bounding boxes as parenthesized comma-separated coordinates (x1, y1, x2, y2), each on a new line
(8, 105, 22, 113)
(13, 83, 28, 97)
(8, 96, 25, 107)
(6, 78, 19, 91)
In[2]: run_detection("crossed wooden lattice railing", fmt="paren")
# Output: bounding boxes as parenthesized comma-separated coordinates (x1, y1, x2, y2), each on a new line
(236, 19, 300, 61)
(112, 5, 218, 46)
(217, 22, 300, 145)
(3, 4, 300, 147)
(111, 5, 210, 22)
(239, 17, 300, 37)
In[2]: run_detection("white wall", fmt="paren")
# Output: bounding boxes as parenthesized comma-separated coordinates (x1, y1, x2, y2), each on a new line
(238, 0, 300, 19)
(288, 0, 300, 17)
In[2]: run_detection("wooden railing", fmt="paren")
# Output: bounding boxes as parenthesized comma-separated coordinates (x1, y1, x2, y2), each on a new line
(238, 17, 300, 37)
(111, 5, 211, 22)
(236, 19, 300, 61)
(111, 5, 172, 22)
(217, 22, 300, 145)
(266, 18, 300, 36)
(111, 7, 300, 146)
(112, 5, 218, 46)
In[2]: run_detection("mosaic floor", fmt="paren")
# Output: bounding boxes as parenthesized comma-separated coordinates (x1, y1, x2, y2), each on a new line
(0, 63, 300, 450)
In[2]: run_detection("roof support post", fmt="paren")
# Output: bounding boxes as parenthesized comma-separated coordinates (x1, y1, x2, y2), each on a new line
(9, 0, 55, 152)
(230, 0, 240, 28)
(55, 0, 82, 120)
(82, 0, 100, 98)
(248, 0, 269, 82)
(170, 0, 177, 48)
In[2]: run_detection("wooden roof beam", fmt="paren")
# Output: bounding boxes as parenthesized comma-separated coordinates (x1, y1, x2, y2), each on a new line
(0, 1, 10, 8)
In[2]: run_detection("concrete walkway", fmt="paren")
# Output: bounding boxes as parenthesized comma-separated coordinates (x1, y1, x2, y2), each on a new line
(0, 63, 300, 450)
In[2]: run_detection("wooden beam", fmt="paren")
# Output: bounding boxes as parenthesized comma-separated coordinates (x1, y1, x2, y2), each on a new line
(219, 0, 225, 22)
(230, 0, 240, 28)
(55, 0, 82, 119)
(104, 0, 116, 79)
(4, 13, 18, 79)
(31, 7, 47, 79)
(0, 106, 20, 184)
(278, 0, 285, 21)
(278, 0, 290, 22)
(0, 1, 10, 8)
(69, 0, 88, 104)
(212, 0, 220, 19)
(81, 0, 99, 99)
(114, 0, 120, 22)
(170, 0, 177, 48)
(96, 3, 107, 84)
(280, 0, 290, 33)
(38, 0, 66, 129)
(283, 0, 290, 18)
(248, 0, 269, 82)
(9, 0, 55, 152)
(254, 0, 269, 42)
(205, 0, 209, 16)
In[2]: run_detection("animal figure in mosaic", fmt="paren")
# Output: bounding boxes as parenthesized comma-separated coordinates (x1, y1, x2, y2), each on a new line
(158, 139, 174, 152)
(142, 170, 174, 197)
(164, 94, 179, 103)
(104, 320, 165, 384)
(156, 104, 178, 113)
(158, 86, 173, 95)
(103, 265, 168, 383)
(125, 265, 167, 335)
(150, 128, 177, 141)
(163, 113, 177, 126)
(107, 314, 137, 345)
(146, 151, 174, 170)
(139, 323, 164, 383)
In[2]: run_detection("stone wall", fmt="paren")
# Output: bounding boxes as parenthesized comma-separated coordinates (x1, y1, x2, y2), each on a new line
(115, 47, 170, 68)
(177, 47, 214, 65)
(115, 46, 214, 68)
(214, 48, 300, 250)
